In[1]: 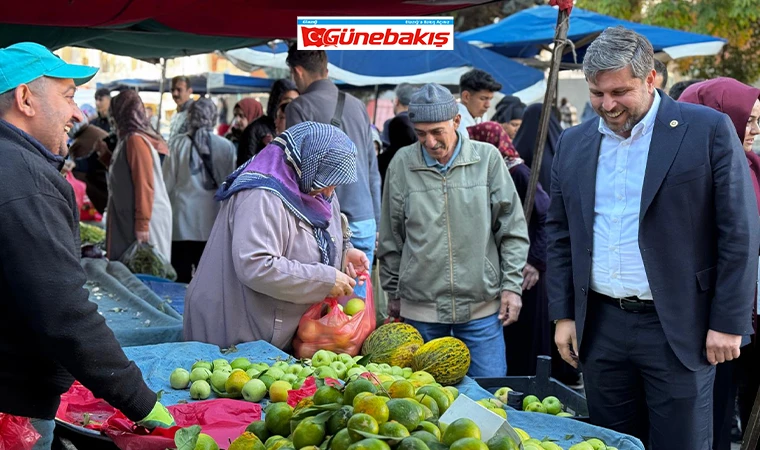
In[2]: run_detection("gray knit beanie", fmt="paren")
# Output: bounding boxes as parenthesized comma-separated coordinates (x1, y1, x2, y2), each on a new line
(408, 83, 459, 124)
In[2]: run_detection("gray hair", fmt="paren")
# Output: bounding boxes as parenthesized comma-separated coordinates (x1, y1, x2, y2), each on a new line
(583, 26, 655, 84)
(395, 83, 416, 106)
(0, 77, 48, 117)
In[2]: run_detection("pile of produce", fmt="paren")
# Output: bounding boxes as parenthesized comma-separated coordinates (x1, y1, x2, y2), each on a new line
(361, 324, 471, 386)
(167, 352, 439, 402)
(79, 222, 105, 246)
(483, 386, 575, 418)
(174, 378, 618, 450)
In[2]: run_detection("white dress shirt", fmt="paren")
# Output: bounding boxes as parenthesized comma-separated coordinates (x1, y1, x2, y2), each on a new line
(457, 103, 476, 138)
(590, 91, 662, 300)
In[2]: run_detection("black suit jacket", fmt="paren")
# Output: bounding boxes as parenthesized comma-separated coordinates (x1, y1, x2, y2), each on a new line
(546, 91, 760, 370)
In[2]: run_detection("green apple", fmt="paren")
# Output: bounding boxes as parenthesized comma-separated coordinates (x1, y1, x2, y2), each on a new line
(542, 396, 562, 415)
(298, 366, 316, 378)
(353, 355, 363, 363)
(210, 370, 230, 392)
(344, 298, 366, 316)
(189, 367, 212, 382)
(568, 443, 595, 450)
(242, 379, 267, 402)
(170, 368, 191, 389)
(314, 365, 338, 379)
(231, 357, 252, 371)
(525, 401, 548, 413)
(293, 378, 306, 389)
(378, 363, 392, 374)
(287, 364, 304, 376)
(246, 368, 261, 379)
(190, 380, 211, 399)
(337, 353, 356, 368)
(312, 350, 336, 367)
(494, 387, 512, 404)
(272, 361, 290, 371)
(281, 373, 299, 385)
(390, 366, 404, 377)
(346, 366, 366, 379)
(365, 363, 380, 373)
(258, 374, 276, 390)
(401, 367, 413, 379)
(330, 361, 348, 379)
(522, 395, 540, 410)
(266, 367, 285, 381)
(584, 438, 606, 450)
(192, 361, 212, 372)
(408, 371, 436, 387)
(212, 359, 230, 371)
(251, 362, 269, 372)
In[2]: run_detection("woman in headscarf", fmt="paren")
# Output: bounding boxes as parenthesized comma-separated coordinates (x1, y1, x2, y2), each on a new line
(163, 98, 237, 283)
(513, 103, 563, 193)
(107, 90, 172, 261)
(467, 121, 551, 376)
(226, 98, 264, 146)
(184, 122, 370, 351)
(679, 77, 760, 450)
(266, 79, 299, 119)
(237, 115, 276, 167)
(494, 96, 526, 140)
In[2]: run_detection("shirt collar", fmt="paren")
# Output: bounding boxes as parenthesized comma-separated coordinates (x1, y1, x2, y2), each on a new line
(598, 90, 661, 141)
(422, 132, 463, 172)
(177, 98, 195, 113)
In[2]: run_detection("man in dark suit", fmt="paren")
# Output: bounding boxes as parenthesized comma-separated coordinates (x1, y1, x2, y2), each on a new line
(546, 26, 760, 449)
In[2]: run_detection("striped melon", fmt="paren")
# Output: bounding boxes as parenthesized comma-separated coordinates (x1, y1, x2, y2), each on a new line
(411, 337, 471, 386)
(361, 323, 424, 367)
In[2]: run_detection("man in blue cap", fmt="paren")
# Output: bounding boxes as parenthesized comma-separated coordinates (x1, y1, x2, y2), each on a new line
(0, 42, 174, 448)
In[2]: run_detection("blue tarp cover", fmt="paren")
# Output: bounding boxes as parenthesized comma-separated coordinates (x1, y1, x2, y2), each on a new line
(81, 258, 184, 347)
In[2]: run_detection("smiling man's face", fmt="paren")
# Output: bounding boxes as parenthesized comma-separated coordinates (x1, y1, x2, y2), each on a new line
(29, 77, 84, 157)
(588, 65, 655, 138)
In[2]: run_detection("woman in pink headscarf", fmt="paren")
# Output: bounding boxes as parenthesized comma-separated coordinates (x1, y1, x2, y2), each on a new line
(226, 98, 263, 146)
(679, 77, 760, 450)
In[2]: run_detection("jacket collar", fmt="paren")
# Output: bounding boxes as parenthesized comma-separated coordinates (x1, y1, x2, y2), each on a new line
(304, 78, 336, 95)
(0, 119, 65, 172)
(409, 133, 481, 172)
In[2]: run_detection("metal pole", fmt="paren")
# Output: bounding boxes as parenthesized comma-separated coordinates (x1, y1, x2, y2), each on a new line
(742, 384, 760, 449)
(523, 8, 570, 223)
(156, 57, 168, 135)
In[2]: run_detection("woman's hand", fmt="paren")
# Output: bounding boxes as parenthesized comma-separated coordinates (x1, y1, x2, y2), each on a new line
(330, 269, 357, 297)
(135, 230, 150, 244)
(344, 248, 370, 279)
(522, 263, 540, 291)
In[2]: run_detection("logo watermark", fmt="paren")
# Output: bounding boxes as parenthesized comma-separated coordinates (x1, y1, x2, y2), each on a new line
(297, 17, 454, 50)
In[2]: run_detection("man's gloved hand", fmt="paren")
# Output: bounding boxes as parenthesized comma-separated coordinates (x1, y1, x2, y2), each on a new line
(136, 401, 175, 429)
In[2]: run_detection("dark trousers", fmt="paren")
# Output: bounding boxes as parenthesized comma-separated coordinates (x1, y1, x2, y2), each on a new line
(714, 339, 760, 450)
(581, 297, 715, 450)
(171, 240, 207, 283)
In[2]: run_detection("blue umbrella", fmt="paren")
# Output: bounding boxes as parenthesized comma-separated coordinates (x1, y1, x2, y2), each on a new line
(224, 39, 545, 99)
(458, 5, 726, 61)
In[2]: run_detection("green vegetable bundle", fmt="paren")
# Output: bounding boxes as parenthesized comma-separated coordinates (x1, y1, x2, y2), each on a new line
(121, 242, 177, 281)
(79, 222, 106, 246)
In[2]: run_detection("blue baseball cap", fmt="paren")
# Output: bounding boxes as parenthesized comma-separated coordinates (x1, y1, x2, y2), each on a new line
(0, 42, 98, 94)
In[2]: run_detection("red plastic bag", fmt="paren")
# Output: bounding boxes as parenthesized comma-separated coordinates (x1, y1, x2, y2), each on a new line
(292, 274, 375, 358)
(65, 172, 102, 222)
(56, 381, 116, 431)
(104, 399, 262, 450)
(0, 413, 40, 450)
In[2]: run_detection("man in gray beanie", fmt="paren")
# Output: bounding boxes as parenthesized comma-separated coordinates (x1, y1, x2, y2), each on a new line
(378, 83, 530, 377)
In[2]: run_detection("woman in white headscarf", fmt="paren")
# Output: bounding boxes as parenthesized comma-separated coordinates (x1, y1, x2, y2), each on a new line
(163, 98, 236, 282)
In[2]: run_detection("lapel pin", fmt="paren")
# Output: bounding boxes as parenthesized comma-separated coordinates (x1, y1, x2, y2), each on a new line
(670, 120, 678, 128)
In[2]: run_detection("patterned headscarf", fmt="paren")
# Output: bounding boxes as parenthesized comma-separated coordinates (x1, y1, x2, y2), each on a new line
(216, 122, 358, 265)
(110, 89, 169, 156)
(186, 98, 220, 190)
(467, 121, 523, 169)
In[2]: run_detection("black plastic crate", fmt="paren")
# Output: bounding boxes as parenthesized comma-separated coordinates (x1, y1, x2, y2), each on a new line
(474, 355, 589, 421)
